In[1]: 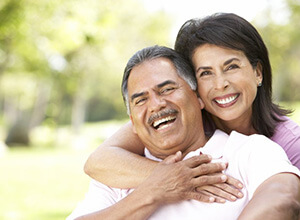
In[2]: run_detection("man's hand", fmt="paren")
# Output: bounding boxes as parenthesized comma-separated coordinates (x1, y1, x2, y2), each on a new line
(138, 151, 243, 205)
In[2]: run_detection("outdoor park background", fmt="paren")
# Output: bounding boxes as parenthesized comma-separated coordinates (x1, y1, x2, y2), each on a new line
(0, 0, 300, 219)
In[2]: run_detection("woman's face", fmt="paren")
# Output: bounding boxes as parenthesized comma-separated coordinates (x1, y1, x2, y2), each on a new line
(192, 44, 262, 124)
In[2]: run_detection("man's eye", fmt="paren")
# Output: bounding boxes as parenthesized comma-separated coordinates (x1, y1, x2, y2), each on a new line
(161, 87, 175, 94)
(135, 98, 146, 105)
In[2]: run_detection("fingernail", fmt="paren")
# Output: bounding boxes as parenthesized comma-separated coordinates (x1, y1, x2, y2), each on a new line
(238, 192, 243, 198)
(221, 175, 227, 181)
(238, 183, 243, 188)
(231, 196, 237, 201)
(209, 197, 215, 203)
(220, 198, 226, 203)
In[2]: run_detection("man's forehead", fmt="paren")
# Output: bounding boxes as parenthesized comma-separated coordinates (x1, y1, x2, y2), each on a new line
(128, 58, 180, 87)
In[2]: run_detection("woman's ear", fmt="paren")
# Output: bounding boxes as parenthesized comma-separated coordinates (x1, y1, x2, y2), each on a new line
(130, 115, 137, 134)
(255, 62, 263, 85)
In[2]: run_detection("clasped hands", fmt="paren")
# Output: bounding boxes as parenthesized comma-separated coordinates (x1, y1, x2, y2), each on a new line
(138, 151, 244, 206)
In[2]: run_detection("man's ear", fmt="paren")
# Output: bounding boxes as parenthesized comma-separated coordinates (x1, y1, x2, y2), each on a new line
(129, 115, 137, 134)
(198, 97, 205, 110)
(255, 62, 263, 84)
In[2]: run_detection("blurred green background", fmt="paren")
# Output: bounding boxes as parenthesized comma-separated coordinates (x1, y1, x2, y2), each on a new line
(0, 0, 300, 219)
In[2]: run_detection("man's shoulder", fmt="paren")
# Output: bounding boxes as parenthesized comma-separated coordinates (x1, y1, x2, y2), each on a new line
(226, 130, 281, 154)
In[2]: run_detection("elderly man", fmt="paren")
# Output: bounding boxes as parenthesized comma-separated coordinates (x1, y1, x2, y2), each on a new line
(67, 46, 300, 220)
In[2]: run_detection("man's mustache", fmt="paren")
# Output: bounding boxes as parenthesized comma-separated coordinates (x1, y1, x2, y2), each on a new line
(147, 109, 178, 125)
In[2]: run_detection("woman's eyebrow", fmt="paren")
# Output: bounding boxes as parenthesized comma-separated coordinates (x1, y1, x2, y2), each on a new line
(196, 57, 241, 73)
(196, 66, 211, 74)
(224, 58, 240, 66)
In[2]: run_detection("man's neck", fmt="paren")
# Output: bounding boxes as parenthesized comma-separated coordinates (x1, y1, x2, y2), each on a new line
(147, 133, 210, 160)
(181, 134, 210, 158)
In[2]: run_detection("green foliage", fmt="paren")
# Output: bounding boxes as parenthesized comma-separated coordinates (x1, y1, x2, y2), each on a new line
(0, 0, 172, 145)
(255, 0, 300, 101)
(1, 0, 299, 146)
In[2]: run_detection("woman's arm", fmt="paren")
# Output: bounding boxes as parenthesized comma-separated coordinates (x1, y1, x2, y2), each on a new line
(84, 121, 156, 188)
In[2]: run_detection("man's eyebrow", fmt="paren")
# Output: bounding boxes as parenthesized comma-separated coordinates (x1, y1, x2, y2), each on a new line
(130, 91, 146, 102)
(156, 80, 177, 89)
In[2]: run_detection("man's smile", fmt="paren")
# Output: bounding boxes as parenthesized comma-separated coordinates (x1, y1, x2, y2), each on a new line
(153, 115, 177, 130)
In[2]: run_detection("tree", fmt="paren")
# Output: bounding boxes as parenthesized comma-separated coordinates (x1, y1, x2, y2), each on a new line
(0, 0, 172, 146)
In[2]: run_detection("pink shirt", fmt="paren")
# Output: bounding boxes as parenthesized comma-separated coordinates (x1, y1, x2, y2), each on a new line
(271, 116, 300, 169)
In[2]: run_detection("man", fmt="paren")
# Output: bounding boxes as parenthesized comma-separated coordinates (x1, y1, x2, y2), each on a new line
(67, 46, 300, 220)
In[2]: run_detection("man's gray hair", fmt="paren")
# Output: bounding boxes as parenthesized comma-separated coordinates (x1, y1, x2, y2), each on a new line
(122, 45, 197, 114)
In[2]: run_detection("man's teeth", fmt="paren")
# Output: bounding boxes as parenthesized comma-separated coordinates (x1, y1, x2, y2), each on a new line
(153, 116, 176, 128)
(215, 95, 238, 105)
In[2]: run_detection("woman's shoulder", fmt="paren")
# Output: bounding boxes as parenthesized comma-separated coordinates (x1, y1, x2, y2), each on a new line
(274, 116, 300, 136)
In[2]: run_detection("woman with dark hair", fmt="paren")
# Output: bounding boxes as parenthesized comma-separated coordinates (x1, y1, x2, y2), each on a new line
(174, 13, 300, 166)
(84, 13, 300, 214)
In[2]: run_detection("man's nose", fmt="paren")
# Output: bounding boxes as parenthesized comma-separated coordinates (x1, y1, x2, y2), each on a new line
(148, 94, 167, 113)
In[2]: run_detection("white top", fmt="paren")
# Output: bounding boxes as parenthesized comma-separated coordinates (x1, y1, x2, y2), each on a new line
(67, 130, 300, 220)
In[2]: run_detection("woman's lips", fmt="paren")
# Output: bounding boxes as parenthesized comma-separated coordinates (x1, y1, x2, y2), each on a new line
(213, 94, 239, 108)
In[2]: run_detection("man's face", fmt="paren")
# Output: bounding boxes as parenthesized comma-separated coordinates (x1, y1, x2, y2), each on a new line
(128, 57, 205, 159)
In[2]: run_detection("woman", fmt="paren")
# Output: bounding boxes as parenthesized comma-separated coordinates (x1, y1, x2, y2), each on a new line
(174, 13, 300, 166)
(84, 13, 300, 199)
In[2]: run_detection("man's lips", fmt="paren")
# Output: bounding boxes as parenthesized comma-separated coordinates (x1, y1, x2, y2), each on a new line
(153, 115, 176, 130)
(214, 94, 239, 107)
(148, 109, 178, 130)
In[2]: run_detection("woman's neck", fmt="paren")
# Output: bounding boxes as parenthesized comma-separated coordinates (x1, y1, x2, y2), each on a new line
(212, 115, 257, 135)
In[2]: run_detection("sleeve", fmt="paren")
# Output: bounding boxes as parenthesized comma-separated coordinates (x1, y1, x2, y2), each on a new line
(66, 179, 120, 220)
(285, 136, 300, 169)
(273, 118, 300, 169)
(244, 135, 300, 199)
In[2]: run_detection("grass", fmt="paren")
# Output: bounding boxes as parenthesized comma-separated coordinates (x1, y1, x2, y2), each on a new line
(0, 103, 299, 220)
(0, 119, 127, 220)
(0, 148, 91, 220)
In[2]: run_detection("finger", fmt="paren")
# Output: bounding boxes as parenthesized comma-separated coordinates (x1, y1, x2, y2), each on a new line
(226, 176, 244, 190)
(163, 151, 183, 165)
(196, 190, 226, 203)
(197, 185, 239, 202)
(173, 151, 183, 162)
(186, 191, 215, 203)
(183, 154, 212, 168)
(213, 183, 244, 199)
(192, 162, 227, 176)
(191, 173, 227, 187)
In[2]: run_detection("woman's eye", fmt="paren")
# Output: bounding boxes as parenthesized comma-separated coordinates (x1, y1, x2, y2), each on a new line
(199, 71, 211, 77)
(227, 64, 239, 70)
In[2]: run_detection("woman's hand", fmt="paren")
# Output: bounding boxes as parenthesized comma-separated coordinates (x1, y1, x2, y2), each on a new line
(196, 175, 244, 203)
(139, 152, 243, 204)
